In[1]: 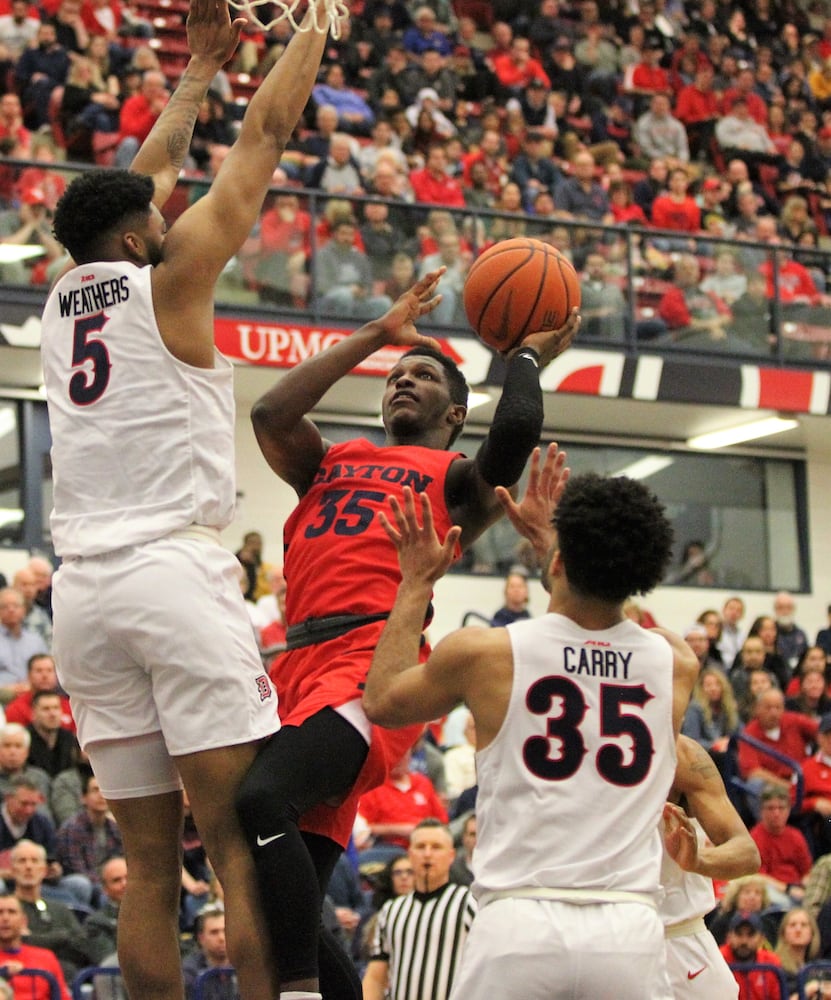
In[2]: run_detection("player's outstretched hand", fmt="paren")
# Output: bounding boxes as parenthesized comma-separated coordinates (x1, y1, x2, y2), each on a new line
(495, 444, 568, 563)
(379, 486, 462, 588)
(374, 268, 446, 351)
(515, 307, 581, 367)
(662, 802, 699, 873)
(187, 0, 245, 70)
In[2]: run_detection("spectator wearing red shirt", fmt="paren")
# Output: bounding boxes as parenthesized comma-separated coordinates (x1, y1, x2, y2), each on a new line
(628, 42, 671, 109)
(114, 68, 168, 168)
(651, 167, 701, 232)
(461, 129, 507, 196)
(409, 142, 466, 207)
(720, 912, 783, 1000)
(739, 688, 818, 799)
(750, 785, 813, 909)
(491, 35, 550, 95)
(252, 191, 311, 305)
(799, 714, 831, 854)
(722, 67, 769, 127)
(0, 893, 71, 999)
(357, 750, 447, 851)
(4, 655, 73, 733)
(674, 62, 719, 159)
(755, 238, 831, 359)
(758, 249, 826, 307)
(80, 0, 123, 39)
(658, 253, 732, 345)
(608, 178, 648, 224)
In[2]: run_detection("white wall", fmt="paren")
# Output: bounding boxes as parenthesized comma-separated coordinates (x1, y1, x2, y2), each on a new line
(224, 410, 831, 647)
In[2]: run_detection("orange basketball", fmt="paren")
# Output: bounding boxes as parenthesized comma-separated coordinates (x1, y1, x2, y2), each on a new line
(463, 238, 581, 353)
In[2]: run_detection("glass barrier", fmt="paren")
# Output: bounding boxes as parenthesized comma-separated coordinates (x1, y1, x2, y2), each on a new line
(2, 157, 831, 365)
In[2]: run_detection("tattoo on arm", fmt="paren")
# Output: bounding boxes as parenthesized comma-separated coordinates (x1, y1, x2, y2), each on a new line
(161, 82, 205, 171)
(689, 743, 719, 780)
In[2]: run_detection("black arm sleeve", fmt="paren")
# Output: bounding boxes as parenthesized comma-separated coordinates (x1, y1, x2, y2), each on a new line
(475, 348, 544, 487)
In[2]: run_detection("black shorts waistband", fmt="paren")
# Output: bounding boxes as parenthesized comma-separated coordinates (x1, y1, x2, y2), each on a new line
(285, 612, 390, 650)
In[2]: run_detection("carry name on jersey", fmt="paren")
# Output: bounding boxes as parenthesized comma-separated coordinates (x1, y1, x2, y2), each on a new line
(472, 613, 676, 899)
(41, 261, 236, 558)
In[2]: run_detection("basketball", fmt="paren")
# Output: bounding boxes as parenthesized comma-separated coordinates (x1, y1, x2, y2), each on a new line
(463, 238, 581, 353)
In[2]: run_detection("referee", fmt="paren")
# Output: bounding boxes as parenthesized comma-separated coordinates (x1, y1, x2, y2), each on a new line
(363, 818, 475, 1000)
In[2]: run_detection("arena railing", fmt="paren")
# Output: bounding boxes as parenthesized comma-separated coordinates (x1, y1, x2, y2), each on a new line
(2, 157, 830, 368)
(798, 962, 831, 999)
(5, 967, 63, 999)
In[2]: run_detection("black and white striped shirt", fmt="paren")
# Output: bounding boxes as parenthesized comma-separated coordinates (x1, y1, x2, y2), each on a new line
(370, 882, 476, 1000)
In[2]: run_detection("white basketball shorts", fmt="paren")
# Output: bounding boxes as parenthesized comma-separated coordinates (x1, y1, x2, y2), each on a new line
(666, 928, 739, 999)
(449, 897, 672, 1000)
(52, 531, 279, 798)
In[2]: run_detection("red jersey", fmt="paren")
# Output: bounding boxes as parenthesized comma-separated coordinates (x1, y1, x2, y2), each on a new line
(0, 944, 71, 999)
(719, 946, 782, 1000)
(283, 439, 461, 624)
(280, 438, 461, 848)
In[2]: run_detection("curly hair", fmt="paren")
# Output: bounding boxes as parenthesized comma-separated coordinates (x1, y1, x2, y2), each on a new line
(52, 169, 155, 263)
(400, 346, 469, 409)
(553, 473, 673, 602)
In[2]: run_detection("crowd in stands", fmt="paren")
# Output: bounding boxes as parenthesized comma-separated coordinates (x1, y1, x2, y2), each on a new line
(4, 0, 831, 358)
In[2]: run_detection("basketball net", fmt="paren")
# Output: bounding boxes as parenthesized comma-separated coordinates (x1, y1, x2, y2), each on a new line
(228, 0, 350, 39)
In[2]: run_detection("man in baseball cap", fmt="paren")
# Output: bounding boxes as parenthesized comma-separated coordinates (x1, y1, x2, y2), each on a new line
(720, 910, 782, 994)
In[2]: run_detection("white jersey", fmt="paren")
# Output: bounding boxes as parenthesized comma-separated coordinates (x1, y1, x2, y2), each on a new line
(472, 613, 676, 899)
(41, 261, 236, 558)
(660, 819, 716, 927)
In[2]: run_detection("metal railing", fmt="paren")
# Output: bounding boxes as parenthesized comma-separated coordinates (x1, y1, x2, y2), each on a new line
(2, 156, 830, 368)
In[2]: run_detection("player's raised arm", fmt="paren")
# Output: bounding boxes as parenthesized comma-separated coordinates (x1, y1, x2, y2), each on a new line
(250, 270, 445, 496)
(129, 0, 245, 207)
(494, 443, 569, 569)
(153, 0, 332, 346)
(445, 311, 580, 546)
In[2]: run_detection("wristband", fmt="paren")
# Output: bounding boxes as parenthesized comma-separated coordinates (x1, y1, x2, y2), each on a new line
(512, 346, 540, 366)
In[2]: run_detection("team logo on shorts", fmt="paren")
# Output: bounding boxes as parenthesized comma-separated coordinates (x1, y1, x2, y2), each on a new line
(255, 674, 273, 702)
